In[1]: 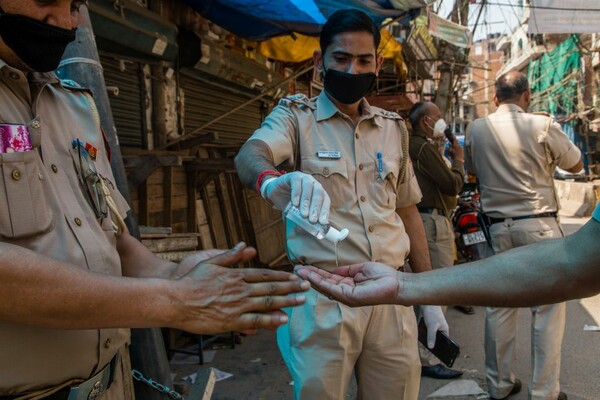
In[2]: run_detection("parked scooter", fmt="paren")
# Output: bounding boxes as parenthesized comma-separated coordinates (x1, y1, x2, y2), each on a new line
(452, 182, 492, 263)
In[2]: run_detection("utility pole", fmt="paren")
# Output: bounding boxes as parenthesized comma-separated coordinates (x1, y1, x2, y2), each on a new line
(435, 0, 470, 118)
(57, 5, 174, 400)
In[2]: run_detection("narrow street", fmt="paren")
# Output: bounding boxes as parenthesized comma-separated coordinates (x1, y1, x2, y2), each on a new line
(171, 216, 599, 400)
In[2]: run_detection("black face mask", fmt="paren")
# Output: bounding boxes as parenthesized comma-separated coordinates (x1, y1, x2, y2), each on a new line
(323, 66, 377, 105)
(0, 10, 76, 72)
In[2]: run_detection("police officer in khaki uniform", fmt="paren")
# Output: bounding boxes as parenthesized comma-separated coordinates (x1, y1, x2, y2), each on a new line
(235, 9, 449, 400)
(0, 1, 309, 399)
(465, 71, 583, 400)
(408, 101, 465, 380)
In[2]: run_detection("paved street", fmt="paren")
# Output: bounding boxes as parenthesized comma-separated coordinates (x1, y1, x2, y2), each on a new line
(171, 216, 599, 399)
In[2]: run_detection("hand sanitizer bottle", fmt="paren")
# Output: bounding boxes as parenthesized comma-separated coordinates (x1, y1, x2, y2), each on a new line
(284, 204, 349, 243)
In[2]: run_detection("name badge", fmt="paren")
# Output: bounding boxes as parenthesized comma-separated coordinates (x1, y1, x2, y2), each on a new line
(317, 151, 341, 159)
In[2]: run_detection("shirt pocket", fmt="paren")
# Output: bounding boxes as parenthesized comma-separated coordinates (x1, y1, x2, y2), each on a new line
(0, 150, 54, 239)
(302, 158, 349, 208)
(374, 156, 399, 208)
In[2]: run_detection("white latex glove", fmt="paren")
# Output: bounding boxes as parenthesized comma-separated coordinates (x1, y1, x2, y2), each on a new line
(421, 305, 449, 349)
(261, 171, 331, 224)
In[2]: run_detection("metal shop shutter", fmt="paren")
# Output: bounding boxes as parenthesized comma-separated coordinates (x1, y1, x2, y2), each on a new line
(180, 73, 264, 148)
(100, 54, 145, 148)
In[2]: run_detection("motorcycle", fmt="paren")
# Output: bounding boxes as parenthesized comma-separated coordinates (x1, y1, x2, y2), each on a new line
(452, 182, 493, 263)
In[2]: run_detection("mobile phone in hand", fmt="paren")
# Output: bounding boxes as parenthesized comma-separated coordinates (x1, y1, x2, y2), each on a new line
(418, 318, 460, 367)
(444, 126, 455, 144)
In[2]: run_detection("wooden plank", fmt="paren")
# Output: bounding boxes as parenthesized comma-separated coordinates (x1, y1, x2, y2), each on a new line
(140, 232, 200, 239)
(163, 166, 173, 227)
(141, 237, 198, 253)
(196, 199, 207, 225)
(187, 171, 197, 233)
(198, 224, 214, 249)
(139, 226, 172, 235)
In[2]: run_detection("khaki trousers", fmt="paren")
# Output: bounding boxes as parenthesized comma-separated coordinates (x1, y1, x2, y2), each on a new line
(277, 289, 420, 400)
(485, 217, 565, 400)
(418, 211, 455, 366)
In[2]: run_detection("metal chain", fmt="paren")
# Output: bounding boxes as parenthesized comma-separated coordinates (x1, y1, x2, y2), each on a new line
(131, 369, 184, 400)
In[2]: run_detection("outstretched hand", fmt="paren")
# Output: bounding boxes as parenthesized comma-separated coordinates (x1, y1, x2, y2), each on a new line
(174, 243, 310, 334)
(294, 262, 401, 307)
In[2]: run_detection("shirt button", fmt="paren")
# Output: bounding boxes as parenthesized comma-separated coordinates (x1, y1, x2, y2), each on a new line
(358, 164, 364, 171)
(51, 164, 58, 173)
(11, 169, 21, 181)
(322, 167, 330, 176)
(104, 338, 112, 348)
(368, 225, 374, 233)
(74, 217, 82, 226)
(360, 196, 366, 202)
(8, 72, 19, 80)
(355, 133, 359, 139)
(31, 120, 41, 129)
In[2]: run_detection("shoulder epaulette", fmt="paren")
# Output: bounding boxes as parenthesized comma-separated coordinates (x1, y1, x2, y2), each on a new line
(532, 111, 553, 118)
(374, 108, 403, 120)
(60, 79, 84, 89)
(278, 94, 316, 110)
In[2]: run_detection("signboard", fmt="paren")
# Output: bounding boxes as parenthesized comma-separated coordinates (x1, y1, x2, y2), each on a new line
(529, 0, 600, 34)
(427, 9, 472, 49)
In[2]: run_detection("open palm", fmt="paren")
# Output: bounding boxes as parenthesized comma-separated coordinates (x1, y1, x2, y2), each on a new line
(295, 263, 401, 307)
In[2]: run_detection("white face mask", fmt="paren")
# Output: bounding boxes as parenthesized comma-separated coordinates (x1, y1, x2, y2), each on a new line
(433, 118, 447, 138)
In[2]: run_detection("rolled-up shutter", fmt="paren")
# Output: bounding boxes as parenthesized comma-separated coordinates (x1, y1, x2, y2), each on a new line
(100, 54, 145, 148)
(180, 72, 264, 148)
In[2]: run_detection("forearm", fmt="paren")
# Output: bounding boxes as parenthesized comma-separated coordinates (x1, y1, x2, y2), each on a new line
(0, 243, 174, 330)
(398, 205, 432, 272)
(235, 139, 277, 189)
(400, 221, 600, 307)
(117, 231, 178, 278)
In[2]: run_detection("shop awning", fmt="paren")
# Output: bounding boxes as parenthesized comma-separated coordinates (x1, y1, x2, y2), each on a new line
(182, 0, 421, 40)
(529, 0, 600, 34)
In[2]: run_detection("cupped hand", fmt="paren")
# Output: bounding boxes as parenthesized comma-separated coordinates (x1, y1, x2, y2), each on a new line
(294, 262, 401, 307)
(174, 242, 310, 334)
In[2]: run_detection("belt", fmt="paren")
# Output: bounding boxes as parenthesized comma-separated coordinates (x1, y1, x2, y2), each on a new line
(484, 211, 557, 225)
(0, 354, 118, 400)
(418, 207, 447, 217)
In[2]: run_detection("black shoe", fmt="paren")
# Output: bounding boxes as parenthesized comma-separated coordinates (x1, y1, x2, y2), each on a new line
(490, 379, 522, 400)
(421, 364, 463, 379)
(454, 305, 475, 315)
(557, 392, 567, 400)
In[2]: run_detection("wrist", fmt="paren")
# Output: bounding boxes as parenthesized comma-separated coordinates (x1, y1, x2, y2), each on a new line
(255, 169, 283, 193)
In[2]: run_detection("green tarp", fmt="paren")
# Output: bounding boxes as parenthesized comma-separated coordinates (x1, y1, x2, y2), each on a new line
(527, 35, 580, 116)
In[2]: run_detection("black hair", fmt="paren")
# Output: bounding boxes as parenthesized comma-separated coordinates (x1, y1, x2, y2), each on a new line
(495, 72, 529, 102)
(409, 102, 431, 128)
(320, 9, 380, 55)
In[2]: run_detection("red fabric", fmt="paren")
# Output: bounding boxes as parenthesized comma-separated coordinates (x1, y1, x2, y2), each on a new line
(255, 169, 284, 193)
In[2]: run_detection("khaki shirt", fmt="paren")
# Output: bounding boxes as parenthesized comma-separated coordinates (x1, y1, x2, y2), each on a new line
(0, 59, 130, 395)
(409, 130, 464, 212)
(465, 103, 581, 217)
(249, 92, 422, 270)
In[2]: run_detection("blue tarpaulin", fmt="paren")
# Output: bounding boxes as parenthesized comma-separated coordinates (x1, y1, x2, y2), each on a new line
(183, 0, 418, 40)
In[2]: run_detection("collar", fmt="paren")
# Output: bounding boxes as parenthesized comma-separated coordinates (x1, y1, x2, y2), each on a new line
(412, 128, 429, 139)
(0, 56, 60, 85)
(316, 90, 377, 125)
(496, 103, 525, 114)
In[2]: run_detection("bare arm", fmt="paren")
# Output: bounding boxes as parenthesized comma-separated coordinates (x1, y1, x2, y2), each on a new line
(397, 204, 432, 273)
(0, 242, 308, 333)
(400, 217, 600, 307)
(235, 139, 278, 189)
